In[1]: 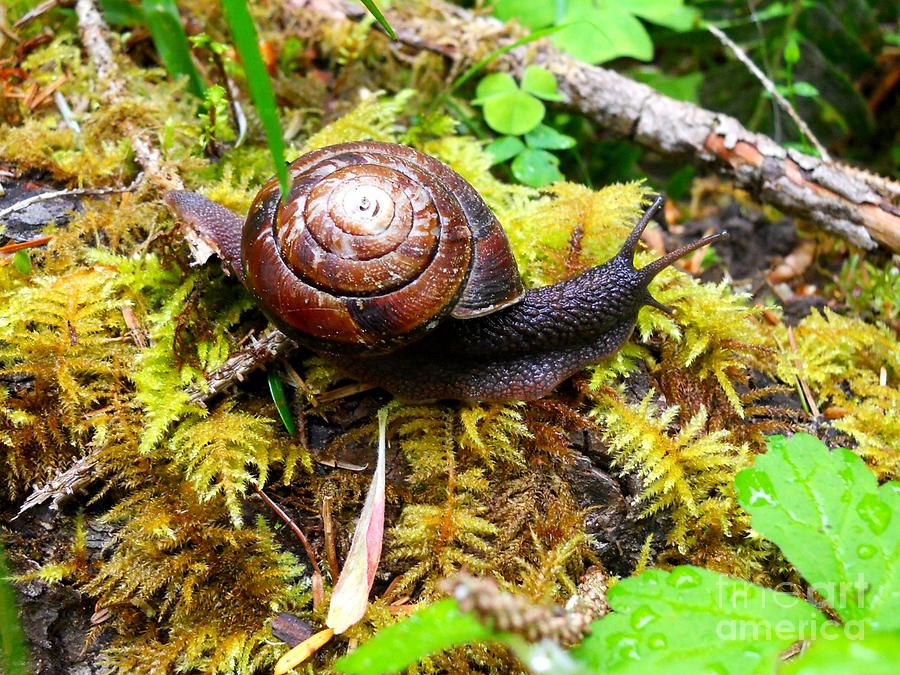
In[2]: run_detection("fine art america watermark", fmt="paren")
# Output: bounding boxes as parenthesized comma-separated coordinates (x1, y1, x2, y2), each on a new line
(715, 575, 869, 642)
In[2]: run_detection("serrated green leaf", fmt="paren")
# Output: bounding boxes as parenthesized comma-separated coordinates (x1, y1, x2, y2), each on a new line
(485, 135, 526, 165)
(473, 72, 518, 103)
(141, 0, 205, 97)
(511, 148, 563, 187)
(521, 65, 565, 101)
(736, 433, 900, 630)
(334, 599, 495, 674)
(481, 90, 545, 136)
(491, 0, 556, 30)
(524, 124, 576, 150)
(782, 629, 899, 674)
(553, 1, 653, 64)
(573, 566, 828, 675)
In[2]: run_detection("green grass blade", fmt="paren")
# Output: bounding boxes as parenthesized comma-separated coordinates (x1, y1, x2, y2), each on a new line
(141, 0, 205, 96)
(221, 0, 290, 201)
(267, 372, 297, 435)
(358, 0, 397, 40)
(0, 543, 28, 675)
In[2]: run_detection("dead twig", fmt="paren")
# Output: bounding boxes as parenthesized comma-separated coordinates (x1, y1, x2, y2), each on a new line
(0, 178, 141, 222)
(255, 486, 323, 578)
(0, 235, 53, 254)
(706, 24, 830, 162)
(786, 326, 821, 419)
(321, 492, 340, 582)
(13, 0, 71, 30)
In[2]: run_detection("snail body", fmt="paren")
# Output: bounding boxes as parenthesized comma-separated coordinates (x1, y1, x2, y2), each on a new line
(166, 141, 725, 402)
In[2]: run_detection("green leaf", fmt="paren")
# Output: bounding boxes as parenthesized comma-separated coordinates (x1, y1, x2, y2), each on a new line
(735, 433, 900, 630)
(792, 81, 819, 97)
(572, 565, 828, 675)
(782, 629, 900, 675)
(472, 72, 518, 103)
(99, 0, 145, 26)
(523, 124, 576, 150)
(627, 0, 699, 32)
(141, 0, 205, 97)
(481, 90, 545, 136)
(520, 65, 565, 101)
(267, 372, 296, 435)
(221, 0, 290, 201)
(334, 599, 495, 675)
(784, 34, 801, 66)
(358, 0, 398, 41)
(0, 543, 28, 675)
(511, 148, 563, 187)
(491, 0, 556, 30)
(631, 70, 702, 103)
(485, 135, 526, 165)
(12, 250, 31, 275)
(553, 1, 654, 64)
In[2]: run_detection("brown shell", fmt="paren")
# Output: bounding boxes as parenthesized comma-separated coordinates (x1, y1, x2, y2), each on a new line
(241, 141, 524, 353)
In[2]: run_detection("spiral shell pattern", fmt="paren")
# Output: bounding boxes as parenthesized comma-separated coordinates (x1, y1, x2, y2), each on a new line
(241, 141, 523, 353)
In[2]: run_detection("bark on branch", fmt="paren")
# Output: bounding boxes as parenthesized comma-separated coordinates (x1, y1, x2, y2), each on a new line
(315, 0, 900, 252)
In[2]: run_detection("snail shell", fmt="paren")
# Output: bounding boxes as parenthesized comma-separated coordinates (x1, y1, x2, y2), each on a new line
(242, 141, 524, 353)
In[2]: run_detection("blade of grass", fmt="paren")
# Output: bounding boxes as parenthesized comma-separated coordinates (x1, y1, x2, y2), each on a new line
(1, 543, 28, 675)
(358, 0, 397, 40)
(221, 0, 290, 201)
(141, 0, 205, 96)
(267, 371, 297, 434)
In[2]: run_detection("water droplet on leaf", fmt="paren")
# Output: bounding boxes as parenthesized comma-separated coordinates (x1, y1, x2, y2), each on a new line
(856, 544, 877, 560)
(668, 567, 701, 589)
(856, 494, 890, 534)
(630, 606, 658, 630)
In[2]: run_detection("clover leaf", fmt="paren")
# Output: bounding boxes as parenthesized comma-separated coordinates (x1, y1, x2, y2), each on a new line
(473, 72, 544, 136)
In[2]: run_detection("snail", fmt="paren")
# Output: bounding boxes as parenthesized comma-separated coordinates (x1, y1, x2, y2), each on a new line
(165, 141, 725, 402)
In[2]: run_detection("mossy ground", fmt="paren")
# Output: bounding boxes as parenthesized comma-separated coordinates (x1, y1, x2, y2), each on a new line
(0, 2, 897, 673)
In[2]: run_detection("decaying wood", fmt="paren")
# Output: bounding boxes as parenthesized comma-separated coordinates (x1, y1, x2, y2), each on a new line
(311, 0, 900, 252)
(74, 0, 215, 265)
(186, 330, 294, 405)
